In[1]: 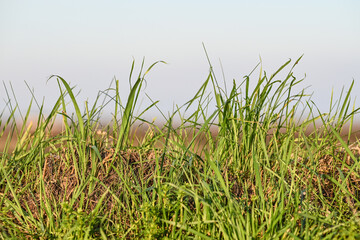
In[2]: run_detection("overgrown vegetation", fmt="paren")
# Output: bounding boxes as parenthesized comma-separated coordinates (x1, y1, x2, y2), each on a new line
(1, 55, 360, 239)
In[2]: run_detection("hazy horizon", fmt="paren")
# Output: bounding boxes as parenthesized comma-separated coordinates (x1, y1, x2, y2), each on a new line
(1, 1, 359, 120)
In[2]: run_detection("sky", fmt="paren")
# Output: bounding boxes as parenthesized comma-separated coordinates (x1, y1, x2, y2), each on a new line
(0, 0, 359, 121)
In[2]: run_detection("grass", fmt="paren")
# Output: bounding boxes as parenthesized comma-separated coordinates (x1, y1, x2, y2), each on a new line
(0, 55, 360, 239)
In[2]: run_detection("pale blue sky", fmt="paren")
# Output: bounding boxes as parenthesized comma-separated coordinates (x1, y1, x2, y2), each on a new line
(1, 0, 359, 118)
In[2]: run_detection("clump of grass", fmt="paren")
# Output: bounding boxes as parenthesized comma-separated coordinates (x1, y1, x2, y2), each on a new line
(0, 56, 360, 239)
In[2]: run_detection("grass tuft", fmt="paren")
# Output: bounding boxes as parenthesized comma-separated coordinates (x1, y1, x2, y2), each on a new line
(1, 56, 360, 239)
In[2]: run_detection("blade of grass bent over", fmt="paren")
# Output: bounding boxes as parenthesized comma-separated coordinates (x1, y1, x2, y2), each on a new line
(49, 75, 85, 139)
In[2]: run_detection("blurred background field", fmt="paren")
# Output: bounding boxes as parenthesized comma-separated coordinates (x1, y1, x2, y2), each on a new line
(1, 121, 360, 154)
(1, 1, 359, 118)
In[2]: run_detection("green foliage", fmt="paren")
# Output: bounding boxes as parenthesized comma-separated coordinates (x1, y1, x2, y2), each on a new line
(0, 56, 359, 239)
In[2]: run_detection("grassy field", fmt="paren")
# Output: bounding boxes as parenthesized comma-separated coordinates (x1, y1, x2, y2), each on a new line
(1, 56, 360, 239)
